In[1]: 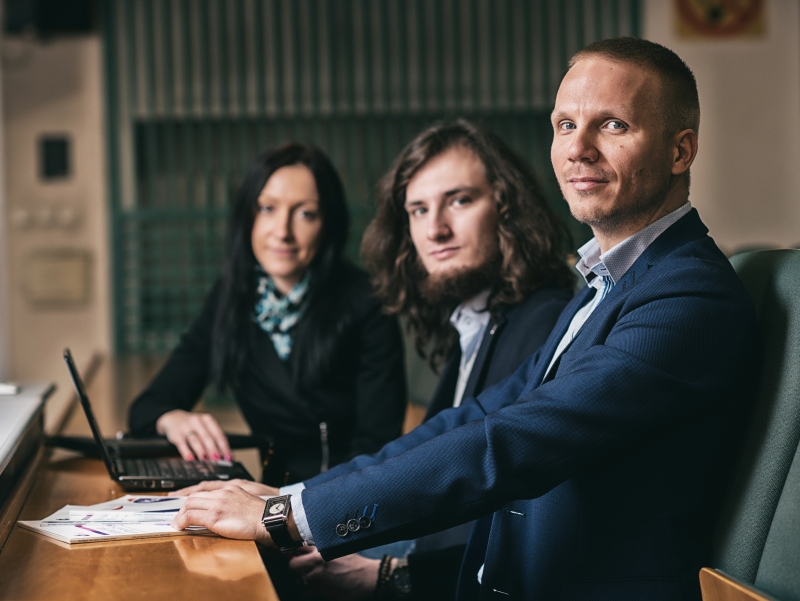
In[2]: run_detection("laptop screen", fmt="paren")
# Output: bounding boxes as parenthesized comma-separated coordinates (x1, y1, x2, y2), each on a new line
(63, 349, 118, 478)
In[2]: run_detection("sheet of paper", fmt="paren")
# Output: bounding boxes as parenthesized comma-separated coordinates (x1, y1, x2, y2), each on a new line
(18, 520, 197, 544)
(62, 494, 187, 514)
(19, 494, 210, 545)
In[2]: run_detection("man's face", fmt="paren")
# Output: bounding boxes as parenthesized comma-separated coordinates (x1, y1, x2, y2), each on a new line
(550, 56, 675, 241)
(404, 146, 499, 281)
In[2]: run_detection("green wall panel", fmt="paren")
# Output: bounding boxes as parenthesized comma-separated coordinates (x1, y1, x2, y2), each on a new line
(104, 0, 640, 353)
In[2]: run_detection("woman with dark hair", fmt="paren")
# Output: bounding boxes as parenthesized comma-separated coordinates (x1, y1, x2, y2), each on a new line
(128, 142, 407, 485)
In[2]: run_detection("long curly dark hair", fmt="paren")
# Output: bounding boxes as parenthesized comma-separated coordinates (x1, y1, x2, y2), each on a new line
(361, 119, 575, 369)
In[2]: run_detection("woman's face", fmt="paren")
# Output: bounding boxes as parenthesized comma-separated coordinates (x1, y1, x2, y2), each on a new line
(251, 164, 323, 295)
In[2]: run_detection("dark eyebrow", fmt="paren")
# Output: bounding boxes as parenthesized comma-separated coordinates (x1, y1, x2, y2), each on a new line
(442, 186, 478, 197)
(405, 186, 478, 206)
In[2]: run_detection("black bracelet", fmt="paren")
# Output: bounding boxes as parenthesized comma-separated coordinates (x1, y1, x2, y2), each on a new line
(374, 554, 393, 599)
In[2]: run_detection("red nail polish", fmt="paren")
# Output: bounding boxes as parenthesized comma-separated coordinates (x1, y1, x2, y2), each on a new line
(212, 454, 220, 461)
(224, 454, 232, 461)
(187, 454, 195, 461)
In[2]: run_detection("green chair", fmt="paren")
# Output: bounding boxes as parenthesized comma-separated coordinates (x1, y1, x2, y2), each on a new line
(700, 249, 800, 601)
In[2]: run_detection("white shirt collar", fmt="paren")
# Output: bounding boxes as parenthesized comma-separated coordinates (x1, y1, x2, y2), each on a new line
(575, 202, 692, 286)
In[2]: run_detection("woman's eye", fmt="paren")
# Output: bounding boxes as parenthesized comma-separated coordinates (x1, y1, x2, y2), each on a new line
(257, 205, 273, 214)
(298, 210, 319, 221)
(452, 196, 471, 206)
(409, 207, 426, 217)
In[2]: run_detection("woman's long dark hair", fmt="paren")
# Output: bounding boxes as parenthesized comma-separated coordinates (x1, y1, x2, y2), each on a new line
(211, 142, 350, 390)
(361, 119, 575, 369)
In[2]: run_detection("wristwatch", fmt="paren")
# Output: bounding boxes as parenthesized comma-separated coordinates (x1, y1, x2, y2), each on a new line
(387, 558, 411, 598)
(261, 495, 303, 552)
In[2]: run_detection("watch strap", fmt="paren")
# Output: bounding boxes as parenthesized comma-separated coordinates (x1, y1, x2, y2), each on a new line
(261, 496, 303, 552)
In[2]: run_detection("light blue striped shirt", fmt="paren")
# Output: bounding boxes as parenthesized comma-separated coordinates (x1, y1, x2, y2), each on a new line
(543, 202, 692, 380)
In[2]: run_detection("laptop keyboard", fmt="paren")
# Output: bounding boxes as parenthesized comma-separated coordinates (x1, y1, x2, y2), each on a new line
(119, 458, 222, 480)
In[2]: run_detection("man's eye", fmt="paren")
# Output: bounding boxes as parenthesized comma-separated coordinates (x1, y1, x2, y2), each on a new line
(560, 122, 576, 130)
(607, 120, 627, 131)
(452, 196, 471, 206)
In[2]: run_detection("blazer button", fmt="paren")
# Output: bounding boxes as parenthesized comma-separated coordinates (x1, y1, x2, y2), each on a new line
(335, 523, 349, 537)
(347, 518, 361, 533)
(358, 516, 372, 529)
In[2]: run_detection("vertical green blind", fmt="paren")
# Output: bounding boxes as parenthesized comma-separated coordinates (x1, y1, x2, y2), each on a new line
(104, 0, 640, 353)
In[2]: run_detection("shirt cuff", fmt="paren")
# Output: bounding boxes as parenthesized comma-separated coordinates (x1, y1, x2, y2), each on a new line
(289, 489, 315, 546)
(262, 483, 312, 545)
(280, 482, 306, 497)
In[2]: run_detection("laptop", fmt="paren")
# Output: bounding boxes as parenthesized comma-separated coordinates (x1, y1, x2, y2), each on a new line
(63, 348, 253, 491)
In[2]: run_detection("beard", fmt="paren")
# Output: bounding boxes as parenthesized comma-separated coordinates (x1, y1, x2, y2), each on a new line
(417, 253, 502, 308)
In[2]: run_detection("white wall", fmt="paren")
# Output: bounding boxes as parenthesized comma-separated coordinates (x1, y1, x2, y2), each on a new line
(2, 36, 111, 401)
(0, 34, 10, 382)
(644, 0, 800, 253)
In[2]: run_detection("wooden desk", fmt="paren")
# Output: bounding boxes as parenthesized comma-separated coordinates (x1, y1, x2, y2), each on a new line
(0, 357, 278, 601)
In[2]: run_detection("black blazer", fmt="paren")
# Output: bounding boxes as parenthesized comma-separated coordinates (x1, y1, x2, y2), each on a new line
(424, 287, 574, 422)
(128, 266, 407, 485)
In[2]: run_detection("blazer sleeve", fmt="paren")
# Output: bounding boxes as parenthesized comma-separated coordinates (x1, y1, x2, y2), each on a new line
(127, 282, 221, 436)
(303, 388, 499, 488)
(302, 347, 542, 488)
(345, 297, 408, 458)
(301, 265, 758, 559)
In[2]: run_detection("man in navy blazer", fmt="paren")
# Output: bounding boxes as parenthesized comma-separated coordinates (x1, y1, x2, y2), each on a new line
(175, 38, 758, 600)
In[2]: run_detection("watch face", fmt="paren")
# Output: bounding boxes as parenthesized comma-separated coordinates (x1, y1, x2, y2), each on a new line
(391, 566, 412, 593)
(269, 502, 285, 515)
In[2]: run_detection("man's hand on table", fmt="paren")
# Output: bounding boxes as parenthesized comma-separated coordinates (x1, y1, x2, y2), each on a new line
(169, 479, 279, 497)
(170, 485, 300, 549)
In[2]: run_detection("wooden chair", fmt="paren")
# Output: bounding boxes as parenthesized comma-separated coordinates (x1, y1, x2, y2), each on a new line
(700, 250, 800, 601)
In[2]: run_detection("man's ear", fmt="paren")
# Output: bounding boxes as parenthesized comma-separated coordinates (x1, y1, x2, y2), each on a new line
(672, 129, 698, 176)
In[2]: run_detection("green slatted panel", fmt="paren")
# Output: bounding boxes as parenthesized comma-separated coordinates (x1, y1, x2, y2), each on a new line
(104, 0, 641, 354)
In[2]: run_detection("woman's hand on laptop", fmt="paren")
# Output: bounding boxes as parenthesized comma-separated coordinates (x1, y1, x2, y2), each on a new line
(169, 479, 279, 497)
(156, 409, 232, 462)
(171, 485, 297, 547)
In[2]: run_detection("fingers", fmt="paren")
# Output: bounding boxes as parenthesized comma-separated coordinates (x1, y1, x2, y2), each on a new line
(201, 413, 232, 460)
(157, 410, 231, 461)
(170, 486, 271, 545)
(288, 547, 324, 573)
(171, 429, 196, 462)
(171, 494, 215, 530)
(186, 426, 216, 461)
(169, 480, 276, 497)
(238, 482, 280, 496)
(168, 479, 233, 496)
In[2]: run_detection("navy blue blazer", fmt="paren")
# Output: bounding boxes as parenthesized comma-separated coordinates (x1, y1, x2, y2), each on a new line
(301, 210, 759, 600)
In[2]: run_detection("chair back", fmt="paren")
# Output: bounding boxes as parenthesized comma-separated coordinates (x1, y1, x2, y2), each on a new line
(712, 249, 800, 600)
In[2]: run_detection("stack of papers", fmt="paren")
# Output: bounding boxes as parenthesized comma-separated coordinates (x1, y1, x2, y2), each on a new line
(18, 494, 211, 544)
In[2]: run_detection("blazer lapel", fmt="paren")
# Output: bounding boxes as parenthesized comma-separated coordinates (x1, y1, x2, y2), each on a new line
(463, 313, 506, 399)
(541, 209, 711, 382)
(423, 349, 461, 421)
(530, 286, 595, 387)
